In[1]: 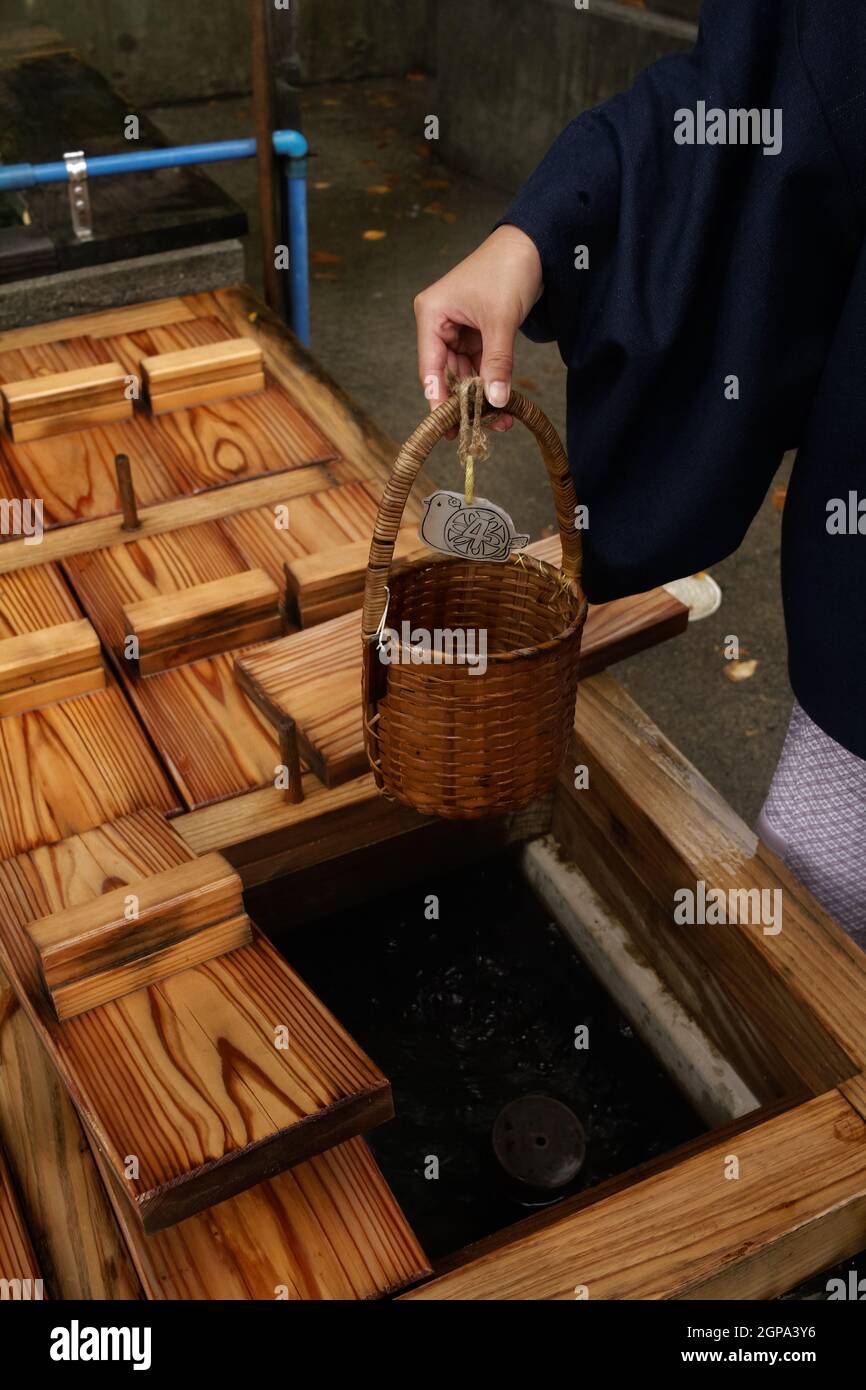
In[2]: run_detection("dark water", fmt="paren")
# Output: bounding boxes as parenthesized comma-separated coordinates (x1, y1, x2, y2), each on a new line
(253, 852, 704, 1261)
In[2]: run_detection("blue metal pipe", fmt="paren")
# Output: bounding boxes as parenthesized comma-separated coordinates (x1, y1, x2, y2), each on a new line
(286, 158, 310, 347)
(0, 132, 309, 191)
(0, 131, 311, 340)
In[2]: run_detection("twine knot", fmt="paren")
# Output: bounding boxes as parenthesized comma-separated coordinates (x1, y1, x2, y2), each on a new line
(447, 372, 491, 504)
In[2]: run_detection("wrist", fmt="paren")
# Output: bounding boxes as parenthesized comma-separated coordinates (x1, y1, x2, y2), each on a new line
(492, 223, 543, 305)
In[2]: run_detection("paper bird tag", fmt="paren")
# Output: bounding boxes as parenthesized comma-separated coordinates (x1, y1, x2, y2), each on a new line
(419, 490, 529, 563)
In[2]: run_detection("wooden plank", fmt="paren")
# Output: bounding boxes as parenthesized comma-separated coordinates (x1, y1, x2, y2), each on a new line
(0, 564, 80, 637)
(118, 652, 278, 809)
(556, 674, 864, 1094)
(149, 372, 265, 416)
(0, 450, 356, 576)
(0, 299, 194, 353)
(0, 1141, 43, 1297)
(0, 968, 143, 1299)
(0, 415, 193, 527)
(401, 1092, 866, 1300)
(175, 775, 427, 885)
(2, 361, 131, 440)
(0, 617, 100, 692)
(6, 400, 133, 445)
(145, 342, 266, 412)
(139, 380, 337, 493)
(29, 852, 251, 1021)
(218, 477, 382, 587)
(102, 314, 232, 379)
(138, 617, 282, 679)
(1, 960, 422, 1300)
(65, 525, 281, 807)
(124, 568, 281, 674)
(0, 307, 338, 528)
(65, 519, 262, 654)
(286, 526, 429, 627)
(0, 665, 106, 718)
(0, 809, 392, 1232)
(0, 334, 113, 387)
(235, 611, 362, 789)
(0, 677, 178, 859)
(99, 1135, 429, 1300)
(143, 337, 263, 390)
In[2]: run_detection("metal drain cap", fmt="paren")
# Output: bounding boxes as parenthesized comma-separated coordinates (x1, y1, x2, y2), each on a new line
(492, 1094, 586, 1191)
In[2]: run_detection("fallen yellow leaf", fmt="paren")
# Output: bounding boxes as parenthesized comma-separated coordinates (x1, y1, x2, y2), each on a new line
(366, 184, 391, 194)
(363, 230, 387, 241)
(772, 484, 788, 511)
(725, 659, 759, 683)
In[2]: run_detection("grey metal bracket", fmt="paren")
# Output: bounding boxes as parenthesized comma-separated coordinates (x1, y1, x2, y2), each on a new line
(63, 150, 93, 241)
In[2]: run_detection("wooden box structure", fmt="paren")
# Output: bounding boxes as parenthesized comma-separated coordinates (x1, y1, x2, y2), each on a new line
(0, 288, 865, 1301)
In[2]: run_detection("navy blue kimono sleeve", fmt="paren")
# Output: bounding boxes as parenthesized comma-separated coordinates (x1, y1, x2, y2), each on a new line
(499, 0, 866, 606)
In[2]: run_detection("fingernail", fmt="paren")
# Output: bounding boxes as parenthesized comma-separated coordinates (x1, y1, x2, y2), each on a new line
(488, 381, 509, 407)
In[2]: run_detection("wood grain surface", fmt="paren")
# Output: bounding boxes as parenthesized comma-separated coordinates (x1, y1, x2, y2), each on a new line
(0, 1141, 42, 1295)
(64, 523, 281, 806)
(286, 527, 428, 627)
(2, 361, 132, 442)
(97, 313, 231, 378)
(99, 1135, 429, 1300)
(142, 337, 263, 389)
(0, 969, 142, 1299)
(0, 809, 392, 1232)
(0, 416, 190, 527)
(142, 338, 264, 416)
(0, 618, 100, 692)
(124, 568, 281, 674)
(0, 462, 353, 575)
(0, 334, 113, 388)
(0, 677, 178, 859)
(0, 299, 195, 353)
(0, 305, 340, 530)
(0, 564, 80, 637)
(140, 382, 337, 492)
(122, 652, 279, 808)
(217, 477, 381, 589)
(236, 610, 362, 789)
(30, 852, 251, 1021)
(1, 964, 424, 1300)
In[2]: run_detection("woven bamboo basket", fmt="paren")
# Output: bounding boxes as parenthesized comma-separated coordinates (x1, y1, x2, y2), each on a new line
(361, 387, 588, 819)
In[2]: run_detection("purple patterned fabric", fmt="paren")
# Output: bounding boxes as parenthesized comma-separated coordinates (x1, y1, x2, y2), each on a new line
(758, 703, 866, 948)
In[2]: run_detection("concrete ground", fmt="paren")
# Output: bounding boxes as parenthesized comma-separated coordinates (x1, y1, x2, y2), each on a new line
(149, 75, 794, 826)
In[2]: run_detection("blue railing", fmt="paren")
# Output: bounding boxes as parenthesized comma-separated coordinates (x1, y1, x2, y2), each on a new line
(0, 130, 310, 345)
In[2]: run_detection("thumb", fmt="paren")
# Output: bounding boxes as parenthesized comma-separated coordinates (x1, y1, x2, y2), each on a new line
(479, 316, 515, 409)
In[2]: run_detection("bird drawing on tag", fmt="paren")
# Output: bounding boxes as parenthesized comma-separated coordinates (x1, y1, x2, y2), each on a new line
(419, 490, 530, 562)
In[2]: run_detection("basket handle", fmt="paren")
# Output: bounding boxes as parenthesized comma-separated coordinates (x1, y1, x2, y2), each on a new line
(361, 386, 582, 638)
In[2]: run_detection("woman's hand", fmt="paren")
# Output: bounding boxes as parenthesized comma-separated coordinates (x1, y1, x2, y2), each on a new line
(413, 224, 543, 431)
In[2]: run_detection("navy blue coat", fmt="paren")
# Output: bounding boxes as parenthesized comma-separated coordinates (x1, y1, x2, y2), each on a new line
(502, 0, 866, 759)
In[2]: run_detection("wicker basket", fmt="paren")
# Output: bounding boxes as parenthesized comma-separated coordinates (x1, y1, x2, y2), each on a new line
(361, 387, 587, 819)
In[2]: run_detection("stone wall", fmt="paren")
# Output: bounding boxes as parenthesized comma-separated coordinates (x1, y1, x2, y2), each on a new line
(434, 0, 697, 191)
